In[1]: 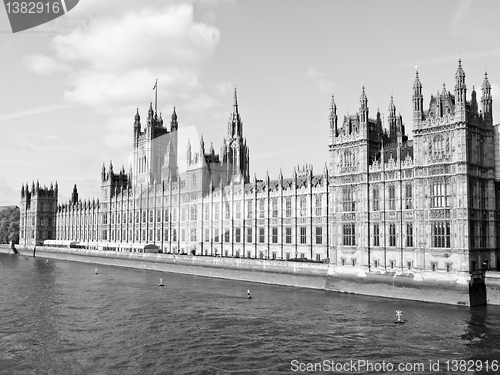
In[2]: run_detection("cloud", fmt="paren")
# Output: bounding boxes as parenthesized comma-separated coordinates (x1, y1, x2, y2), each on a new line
(52, 5, 219, 72)
(449, 0, 473, 36)
(305, 67, 333, 94)
(0, 104, 71, 122)
(24, 54, 70, 75)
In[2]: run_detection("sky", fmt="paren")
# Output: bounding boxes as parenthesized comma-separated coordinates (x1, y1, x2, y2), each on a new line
(0, 0, 499, 205)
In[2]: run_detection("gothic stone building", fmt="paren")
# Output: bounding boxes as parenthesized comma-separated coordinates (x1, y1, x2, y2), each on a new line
(19, 60, 499, 282)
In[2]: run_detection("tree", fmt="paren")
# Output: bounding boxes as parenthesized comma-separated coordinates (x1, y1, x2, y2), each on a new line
(0, 206, 20, 244)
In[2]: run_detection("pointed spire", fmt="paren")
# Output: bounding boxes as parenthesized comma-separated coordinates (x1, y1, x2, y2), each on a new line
(360, 85, 367, 105)
(482, 71, 491, 93)
(329, 94, 336, 114)
(233, 87, 239, 115)
(134, 108, 140, 123)
(148, 102, 154, 118)
(481, 71, 492, 120)
(413, 67, 422, 89)
(170, 107, 178, 131)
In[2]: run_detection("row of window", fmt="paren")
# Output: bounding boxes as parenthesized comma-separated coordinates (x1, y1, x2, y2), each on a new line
(342, 182, 456, 212)
(343, 222, 448, 248)
(62, 226, 326, 245)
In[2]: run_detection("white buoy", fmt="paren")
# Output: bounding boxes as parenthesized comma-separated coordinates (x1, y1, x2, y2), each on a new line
(45, 259, 48, 264)
(395, 310, 405, 324)
(159, 278, 164, 286)
(95, 268, 98, 274)
(246, 289, 252, 300)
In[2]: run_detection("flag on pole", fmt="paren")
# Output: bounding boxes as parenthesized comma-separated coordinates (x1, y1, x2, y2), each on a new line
(153, 80, 157, 90)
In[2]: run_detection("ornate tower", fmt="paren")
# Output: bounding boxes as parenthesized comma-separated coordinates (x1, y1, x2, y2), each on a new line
(220, 89, 250, 183)
(19, 180, 58, 247)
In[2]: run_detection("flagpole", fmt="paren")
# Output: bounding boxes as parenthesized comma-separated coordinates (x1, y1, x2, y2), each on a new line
(154, 79, 158, 114)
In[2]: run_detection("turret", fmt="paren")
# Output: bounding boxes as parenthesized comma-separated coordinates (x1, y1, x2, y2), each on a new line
(71, 184, 78, 205)
(170, 107, 178, 131)
(388, 95, 397, 143)
(454, 59, 466, 105)
(412, 69, 424, 121)
(329, 94, 338, 136)
(147, 102, 154, 127)
(133, 108, 141, 144)
(471, 85, 478, 116)
(481, 71, 492, 122)
(360, 85, 368, 124)
(101, 163, 106, 182)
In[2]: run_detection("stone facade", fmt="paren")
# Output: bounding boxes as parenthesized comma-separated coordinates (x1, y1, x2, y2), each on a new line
(19, 61, 499, 283)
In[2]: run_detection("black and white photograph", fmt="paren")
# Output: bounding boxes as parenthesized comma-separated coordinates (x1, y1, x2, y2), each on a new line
(1, 0, 500, 373)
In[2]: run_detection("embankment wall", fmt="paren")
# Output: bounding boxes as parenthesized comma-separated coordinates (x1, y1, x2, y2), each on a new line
(1, 245, 496, 306)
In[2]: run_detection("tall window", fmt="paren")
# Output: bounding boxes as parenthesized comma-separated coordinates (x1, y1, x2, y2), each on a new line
(214, 203, 219, 221)
(224, 202, 230, 220)
(373, 224, 380, 246)
(272, 198, 278, 218)
(204, 228, 209, 242)
(406, 223, 413, 247)
(181, 207, 186, 222)
(285, 227, 292, 244)
(190, 205, 197, 221)
(259, 199, 265, 219)
(343, 223, 355, 246)
(247, 200, 253, 219)
(373, 187, 379, 211)
(203, 204, 210, 221)
(299, 196, 307, 217)
(259, 227, 265, 243)
(389, 224, 396, 246)
(235, 202, 241, 219)
(481, 221, 487, 248)
(405, 184, 413, 209)
(224, 230, 230, 243)
(343, 188, 355, 212)
(235, 227, 241, 243)
(246, 227, 253, 243)
(300, 227, 307, 244)
(190, 228, 197, 242)
(285, 198, 292, 218)
(389, 185, 395, 210)
(315, 195, 322, 216)
(433, 222, 450, 248)
(431, 181, 449, 208)
(315, 227, 322, 244)
(272, 227, 278, 243)
(214, 228, 219, 243)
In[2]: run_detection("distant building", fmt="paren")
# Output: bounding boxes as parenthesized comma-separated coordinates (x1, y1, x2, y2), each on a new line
(19, 60, 499, 282)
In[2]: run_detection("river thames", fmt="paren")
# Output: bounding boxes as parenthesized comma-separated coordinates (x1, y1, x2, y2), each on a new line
(1, 253, 500, 374)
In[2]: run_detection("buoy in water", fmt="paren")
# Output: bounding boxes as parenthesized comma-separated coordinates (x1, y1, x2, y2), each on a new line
(95, 268, 98, 274)
(158, 278, 164, 286)
(246, 289, 252, 299)
(395, 310, 405, 324)
(45, 259, 48, 264)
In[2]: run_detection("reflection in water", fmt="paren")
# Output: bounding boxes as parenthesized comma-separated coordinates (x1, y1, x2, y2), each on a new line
(2, 253, 500, 374)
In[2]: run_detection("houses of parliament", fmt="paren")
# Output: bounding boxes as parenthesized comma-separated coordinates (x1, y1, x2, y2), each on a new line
(19, 60, 499, 282)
